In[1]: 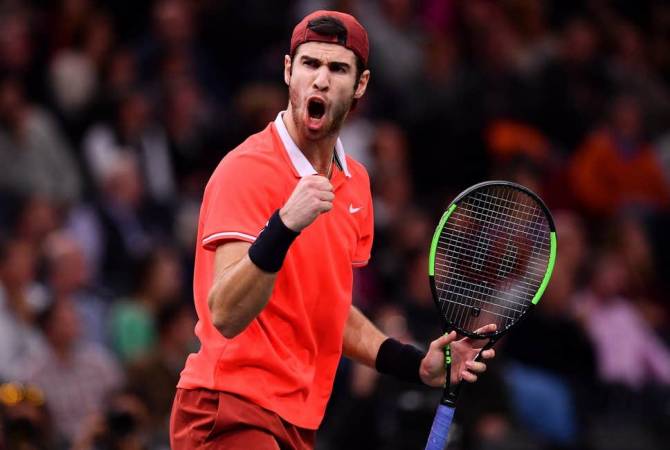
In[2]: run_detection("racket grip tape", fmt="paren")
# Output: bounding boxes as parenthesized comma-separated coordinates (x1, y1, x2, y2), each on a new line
(424, 404, 456, 450)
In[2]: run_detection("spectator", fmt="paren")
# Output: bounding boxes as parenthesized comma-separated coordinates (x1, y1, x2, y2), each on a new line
(108, 246, 183, 363)
(162, 75, 220, 194)
(22, 298, 123, 444)
(92, 153, 165, 294)
(0, 236, 48, 381)
(569, 94, 670, 217)
(0, 75, 82, 205)
(0, 7, 46, 102)
(126, 302, 195, 444)
(44, 231, 109, 345)
(83, 90, 176, 206)
(503, 259, 597, 447)
(573, 249, 670, 389)
(357, 0, 424, 95)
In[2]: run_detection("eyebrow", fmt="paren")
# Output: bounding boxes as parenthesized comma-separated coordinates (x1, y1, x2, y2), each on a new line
(300, 55, 351, 72)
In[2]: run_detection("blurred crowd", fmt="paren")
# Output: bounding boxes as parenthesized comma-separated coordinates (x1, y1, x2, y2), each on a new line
(1, 0, 670, 449)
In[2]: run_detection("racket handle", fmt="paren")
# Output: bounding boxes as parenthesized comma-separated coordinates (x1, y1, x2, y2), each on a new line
(424, 404, 456, 450)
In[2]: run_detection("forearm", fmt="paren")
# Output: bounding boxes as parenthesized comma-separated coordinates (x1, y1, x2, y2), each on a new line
(342, 306, 387, 367)
(208, 207, 302, 338)
(343, 306, 426, 384)
(208, 244, 277, 338)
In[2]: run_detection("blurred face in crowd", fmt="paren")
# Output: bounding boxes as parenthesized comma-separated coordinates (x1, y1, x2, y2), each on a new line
(84, 13, 115, 64)
(0, 240, 36, 290)
(381, 0, 414, 27)
(617, 218, 652, 272)
(103, 154, 143, 207)
(0, 77, 26, 128)
(154, 0, 193, 46)
(554, 210, 586, 274)
(107, 49, 137, 93)
(372, 122, 408, 173)
(611, 95, 642, 141)
(0, 13, 32, 72)
(15, 196, 59, 244)
(562, 18, 598, 64)
(143, 249, 182, 303)
(45, 299, 80, 349)
(591, 252, 629, 299)
(45, 234, 89, 294)
(118, 93, 150, 138)
(285, 42, 369, 141)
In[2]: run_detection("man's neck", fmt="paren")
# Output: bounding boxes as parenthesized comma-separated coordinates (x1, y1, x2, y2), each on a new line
(283, 108, 338, 175)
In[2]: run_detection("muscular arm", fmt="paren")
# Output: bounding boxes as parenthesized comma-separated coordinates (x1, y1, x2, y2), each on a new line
(342, 305, 387, 367)
(207, 241, 277, 338)
(208, 175, 334, 339)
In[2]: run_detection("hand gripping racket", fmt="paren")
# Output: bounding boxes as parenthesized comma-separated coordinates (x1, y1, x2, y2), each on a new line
(424, 181, 557, 450)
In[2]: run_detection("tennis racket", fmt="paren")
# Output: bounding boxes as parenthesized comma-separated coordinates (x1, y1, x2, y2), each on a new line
(424, 180, 557, 450)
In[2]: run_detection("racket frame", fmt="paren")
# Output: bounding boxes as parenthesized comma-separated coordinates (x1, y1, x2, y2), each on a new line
(427, 180, 557, 407)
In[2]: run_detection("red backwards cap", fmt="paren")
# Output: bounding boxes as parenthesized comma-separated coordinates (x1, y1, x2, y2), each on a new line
(290, 10, 369, 66)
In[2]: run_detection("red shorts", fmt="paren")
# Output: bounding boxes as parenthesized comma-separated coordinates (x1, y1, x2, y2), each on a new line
(170, 388, 316, 449)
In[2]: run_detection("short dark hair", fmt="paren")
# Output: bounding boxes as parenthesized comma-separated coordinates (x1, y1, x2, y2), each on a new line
(308, 16, 348, 45)
(291, 15, 366, 85)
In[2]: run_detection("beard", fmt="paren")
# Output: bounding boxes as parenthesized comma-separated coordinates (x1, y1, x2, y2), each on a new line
(288, 83, 353, 141)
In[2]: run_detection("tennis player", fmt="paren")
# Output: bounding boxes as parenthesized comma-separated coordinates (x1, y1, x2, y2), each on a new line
(170, 10, 495, 449)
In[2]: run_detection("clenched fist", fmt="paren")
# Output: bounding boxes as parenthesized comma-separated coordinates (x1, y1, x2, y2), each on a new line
(280, 176, 334, 232)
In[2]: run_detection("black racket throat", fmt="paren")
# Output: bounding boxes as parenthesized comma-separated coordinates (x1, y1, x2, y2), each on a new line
(429, 275, 505, 340)
(436, 293, 538, 407)
(439, 325, 499, 407)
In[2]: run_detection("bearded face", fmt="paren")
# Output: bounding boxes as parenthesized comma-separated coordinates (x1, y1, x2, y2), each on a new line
(285, 42, 366, 141)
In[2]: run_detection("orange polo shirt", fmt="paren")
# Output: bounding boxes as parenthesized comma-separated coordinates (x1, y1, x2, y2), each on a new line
(177, 112, 374, 429)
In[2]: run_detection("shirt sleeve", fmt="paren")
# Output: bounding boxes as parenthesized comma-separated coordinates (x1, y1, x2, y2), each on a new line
(200, 153, 277, 250)
(352, 177, 374, 267)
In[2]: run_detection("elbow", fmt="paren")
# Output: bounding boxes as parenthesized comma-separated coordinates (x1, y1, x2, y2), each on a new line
(214, 319, 241, 339)
(210, 310, 242, 339)
(208, 295, 243, 339)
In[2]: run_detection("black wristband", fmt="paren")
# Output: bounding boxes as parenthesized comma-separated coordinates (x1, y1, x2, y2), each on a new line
(248, 210, 300, 273)
(375, 338, 426, 385)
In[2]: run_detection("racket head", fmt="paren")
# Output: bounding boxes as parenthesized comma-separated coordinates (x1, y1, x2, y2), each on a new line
(428, 181, 557, 340)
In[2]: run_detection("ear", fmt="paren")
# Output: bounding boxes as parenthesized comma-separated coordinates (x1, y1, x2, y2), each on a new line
(354, 69, 371, 99)
(284, 55, 292, 86)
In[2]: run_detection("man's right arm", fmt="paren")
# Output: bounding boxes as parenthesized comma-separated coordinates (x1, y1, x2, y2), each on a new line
(207, 175, 334, 338)
(208, 241, 276, 338)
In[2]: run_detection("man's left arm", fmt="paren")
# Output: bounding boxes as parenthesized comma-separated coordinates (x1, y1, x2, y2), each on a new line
(342, 306, 496, 386)
(342, 305, 387, 367)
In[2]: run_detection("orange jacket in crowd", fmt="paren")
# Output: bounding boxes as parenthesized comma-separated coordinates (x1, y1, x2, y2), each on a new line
(569, 129, 670, 216)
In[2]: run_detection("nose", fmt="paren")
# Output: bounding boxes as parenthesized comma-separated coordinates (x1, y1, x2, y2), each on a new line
(313, 66, 330, 92)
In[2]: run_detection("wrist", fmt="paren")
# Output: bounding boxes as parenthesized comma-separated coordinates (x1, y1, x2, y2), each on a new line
(278, 207, 298, 232)
(248, 210, 300, 273)
(375, 338, 426, 385)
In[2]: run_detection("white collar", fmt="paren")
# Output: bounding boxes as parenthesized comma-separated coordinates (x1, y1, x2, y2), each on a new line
(274, 111, 351, 178)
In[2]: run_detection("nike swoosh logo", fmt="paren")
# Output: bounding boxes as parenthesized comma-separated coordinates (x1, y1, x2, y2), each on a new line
(349, 204, 362, 214)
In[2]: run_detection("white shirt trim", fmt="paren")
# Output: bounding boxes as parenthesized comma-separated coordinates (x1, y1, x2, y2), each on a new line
(202, 231, 257, 247)
(274, 112, 351, 178)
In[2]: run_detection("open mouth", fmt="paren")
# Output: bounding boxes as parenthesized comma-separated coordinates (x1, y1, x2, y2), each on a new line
(307, 98, 326, 119)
